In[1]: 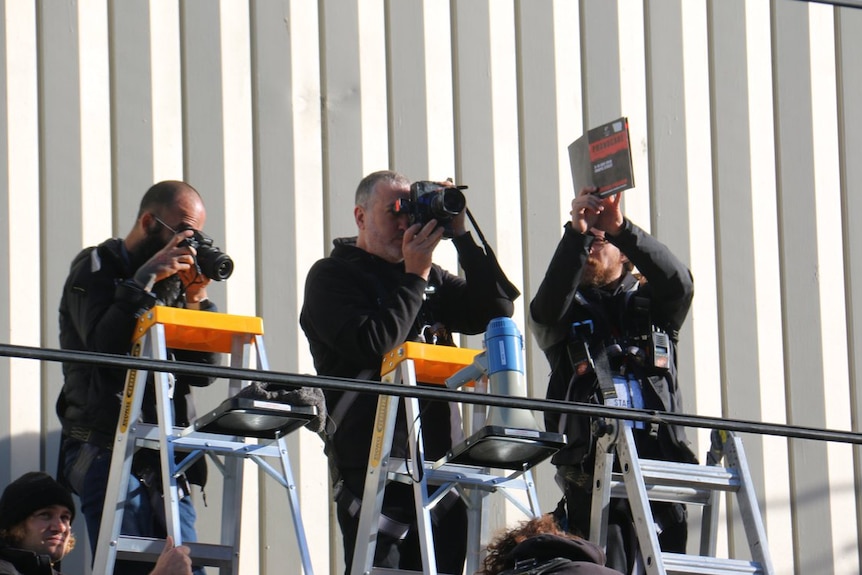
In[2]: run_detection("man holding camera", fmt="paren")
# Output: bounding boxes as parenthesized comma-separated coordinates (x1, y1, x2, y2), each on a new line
(56, 180, 219, 575)
(300, 170, 519, 575)
(529, 187, 696, 573)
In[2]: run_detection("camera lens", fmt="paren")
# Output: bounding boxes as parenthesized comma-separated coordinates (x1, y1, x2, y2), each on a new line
(197, 247, 234, 281)
(434, 188, 466, 217)
(209, 253, 234, 281)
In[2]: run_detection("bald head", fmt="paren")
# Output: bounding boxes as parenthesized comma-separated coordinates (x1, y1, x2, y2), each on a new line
(137, 180, 202, 218)
(125, 180, 207, 264)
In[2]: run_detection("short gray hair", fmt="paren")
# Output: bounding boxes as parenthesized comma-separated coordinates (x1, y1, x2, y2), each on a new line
(355, 170, 410, 208)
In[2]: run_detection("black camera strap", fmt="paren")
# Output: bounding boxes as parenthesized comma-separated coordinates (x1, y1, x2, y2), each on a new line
(465, 208, 521, 300)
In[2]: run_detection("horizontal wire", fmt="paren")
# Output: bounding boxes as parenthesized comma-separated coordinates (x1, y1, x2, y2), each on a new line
(1, 342, 861, 445)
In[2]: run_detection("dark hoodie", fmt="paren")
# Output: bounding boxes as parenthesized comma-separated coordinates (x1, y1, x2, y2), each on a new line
(300, 233, 518, 471)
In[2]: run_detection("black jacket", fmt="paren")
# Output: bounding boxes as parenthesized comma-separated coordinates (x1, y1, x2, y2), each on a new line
(0, 543, 58, 575)
(500, 535, 618, 575)
(56, 238, 219, 482)
(529, 219, 696, 466)
(300, 233, 517, 471)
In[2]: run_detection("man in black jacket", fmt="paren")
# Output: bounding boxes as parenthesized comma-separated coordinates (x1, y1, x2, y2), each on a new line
(529, 187, 696, 573)
(300, 170, 518, 575)
(56, 181, 219, 575)
(0, 471, 192, 575)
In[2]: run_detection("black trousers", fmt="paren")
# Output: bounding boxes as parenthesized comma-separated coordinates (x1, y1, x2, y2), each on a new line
(336, 472, 467, 575)
(563, 478, 687, 574)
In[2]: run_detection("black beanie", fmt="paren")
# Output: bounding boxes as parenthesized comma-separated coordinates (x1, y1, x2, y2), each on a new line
(0, 472, 76, 531)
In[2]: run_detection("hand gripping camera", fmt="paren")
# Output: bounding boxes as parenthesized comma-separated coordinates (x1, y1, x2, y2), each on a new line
(179, 230, 234, 281)
(394, 181, 467, 238)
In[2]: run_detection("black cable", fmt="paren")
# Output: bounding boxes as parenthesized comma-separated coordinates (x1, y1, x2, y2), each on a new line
(2, 342, 862, 445)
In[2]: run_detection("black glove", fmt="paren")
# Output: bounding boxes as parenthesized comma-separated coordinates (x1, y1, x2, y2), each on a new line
(236, 382, 327, 433)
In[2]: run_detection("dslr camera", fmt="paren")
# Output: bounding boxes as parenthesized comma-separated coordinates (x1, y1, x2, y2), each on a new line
(179, 230, 234, 281)
(394, 181, 467, 238)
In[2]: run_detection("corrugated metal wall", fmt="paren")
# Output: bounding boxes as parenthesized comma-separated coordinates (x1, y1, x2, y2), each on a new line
(1, 1, 860, 573)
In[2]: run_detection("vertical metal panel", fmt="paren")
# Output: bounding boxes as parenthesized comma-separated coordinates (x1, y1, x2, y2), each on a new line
(581, 0, 622, 126)
(807, 4, 858, 573)
(582, 0, 650, 222)
(321, 0, 389, 242)
(515, 0, 582, 513)
(451, 1, 523, 331)
(252, 1, 328, 574)
(179, 2, 261, 572)
(645, 0, 716, 556)
(678, 0, 720, 451)
(180, 1, 228, 307)
(836, 6, 862, 568)
(387, 0, 456, 178)
(773, 1, 850, 571)
(109, 0, 184, 217)
(149, 1, 184, 181)
(709, 0, 796, 569)
(110, 0, 157, 213)
(37, 2, 113, 571)
(0, 0, 41, 488)
(386, 0, 459, 280)
(617, 0, 650, 222)
(451, 0, 528, 538)
(218, 1, 256, 317)
(747, 0, 798, 568)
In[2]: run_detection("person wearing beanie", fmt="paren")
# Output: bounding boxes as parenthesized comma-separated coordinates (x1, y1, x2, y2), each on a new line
(0, 471, 76, 574)
(0, 472, 193, 575)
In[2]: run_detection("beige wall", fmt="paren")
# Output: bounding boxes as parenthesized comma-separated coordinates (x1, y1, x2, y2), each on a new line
(1, 1, 861, 574)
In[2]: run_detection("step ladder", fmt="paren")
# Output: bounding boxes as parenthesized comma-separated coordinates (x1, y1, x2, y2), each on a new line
(589, 423, 775, 575)
(352, 333, 566, 575)
(94, 306, 319, 575)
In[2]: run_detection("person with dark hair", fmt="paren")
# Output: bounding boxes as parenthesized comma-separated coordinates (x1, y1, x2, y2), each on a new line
(480, 515, 618, 575)
(0, 472, 191, 575)
(56, 180, 219, 575)
(529, 187, 697, 573)
(300, 170, 519, 575)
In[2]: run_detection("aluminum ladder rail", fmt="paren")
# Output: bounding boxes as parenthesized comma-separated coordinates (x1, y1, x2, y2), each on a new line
(589, 423, 775, 575)
(93, 306, 315, 575)
(351, 342, 551, 575)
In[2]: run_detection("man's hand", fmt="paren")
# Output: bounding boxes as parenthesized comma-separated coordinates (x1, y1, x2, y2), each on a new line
(570, 187, 624, 236)
(134, 231, 199, 291)
(149, 536, 192, 575)
(402, 220, 444, 280)
(179, 266, 211, 305)
(593, 189, 624, 236)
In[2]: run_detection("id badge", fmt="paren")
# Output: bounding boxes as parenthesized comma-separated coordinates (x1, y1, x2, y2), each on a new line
(606, 374, 644, 429)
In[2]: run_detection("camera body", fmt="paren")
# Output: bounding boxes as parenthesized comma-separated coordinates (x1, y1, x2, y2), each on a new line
(179, 230, 234, 281)
(394, 181, 467, 238)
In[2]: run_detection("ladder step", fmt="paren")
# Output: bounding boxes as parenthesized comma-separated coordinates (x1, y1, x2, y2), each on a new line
(115, 536, 236, 569)
(133, 422, 285, 457)
(636, 459, 740, 490)
(661, 552, 765, 575)
(608, 458, 739, 505)
(609, 480, 713, 505)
